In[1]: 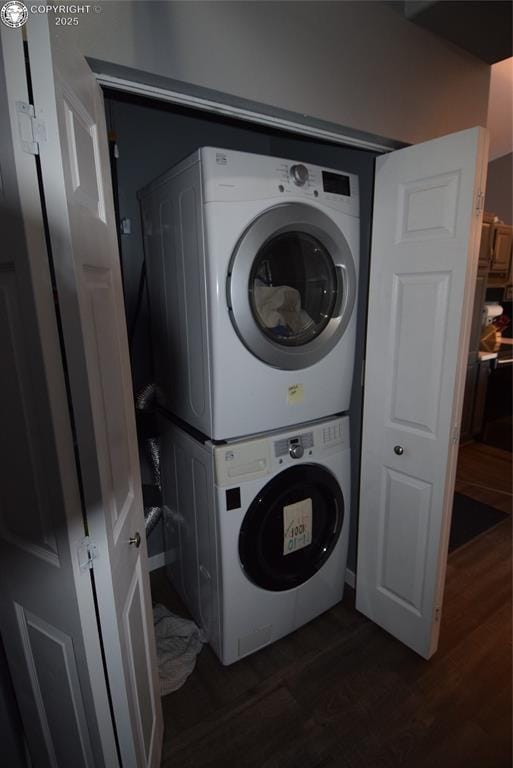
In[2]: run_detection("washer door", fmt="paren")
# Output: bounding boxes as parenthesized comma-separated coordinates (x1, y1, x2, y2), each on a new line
(238, 464, 344, 592)
(227, 203, 356, 370)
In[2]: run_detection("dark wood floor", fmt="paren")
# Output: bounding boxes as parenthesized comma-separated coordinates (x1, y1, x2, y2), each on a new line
(455, 441, 512, 515)
(151, 514, 512, 768)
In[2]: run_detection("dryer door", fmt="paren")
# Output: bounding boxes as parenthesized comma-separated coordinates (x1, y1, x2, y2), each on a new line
(238, 464, 344, 591)
(227, 203, 356, 369)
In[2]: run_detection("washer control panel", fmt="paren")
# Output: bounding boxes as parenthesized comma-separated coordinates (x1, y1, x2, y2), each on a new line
(274, 432, 314, 459)
(271, 418, 348, 467)
(214, 417, 349, 484)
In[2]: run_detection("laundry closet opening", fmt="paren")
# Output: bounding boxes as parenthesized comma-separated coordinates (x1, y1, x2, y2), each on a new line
(103, 87, 378, 584)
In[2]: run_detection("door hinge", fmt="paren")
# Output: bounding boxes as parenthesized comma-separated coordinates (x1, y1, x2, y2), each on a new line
(434, 606, 441, 622)
(16, 101, 46, 156)
(475, 190, 485, 216)
(78, 537, 98, 572)
(451, 425, 459, 444)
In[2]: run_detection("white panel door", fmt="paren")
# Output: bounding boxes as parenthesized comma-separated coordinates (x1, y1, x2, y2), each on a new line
(356, 127, 488, 658)
(0, 27, 118, 768)
(24, 16, 163, 767)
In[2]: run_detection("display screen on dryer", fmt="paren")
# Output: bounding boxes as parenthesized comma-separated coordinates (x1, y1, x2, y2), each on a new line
(322, 171, 350, 196)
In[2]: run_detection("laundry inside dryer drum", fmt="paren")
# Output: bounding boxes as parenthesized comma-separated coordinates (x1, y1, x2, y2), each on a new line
(238, 465, 344, 591)
(250, 231, 338, 346)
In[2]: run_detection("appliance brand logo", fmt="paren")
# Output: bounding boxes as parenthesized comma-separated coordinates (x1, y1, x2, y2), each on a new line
(1, 1, 28, 27)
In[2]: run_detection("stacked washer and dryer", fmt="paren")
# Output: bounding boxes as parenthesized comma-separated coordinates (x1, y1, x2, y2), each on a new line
(139, 148, 359, 665)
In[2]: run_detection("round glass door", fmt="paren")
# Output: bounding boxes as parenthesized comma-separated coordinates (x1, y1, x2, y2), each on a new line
(238, 464, 344, 592)
(227, 203, 357, 370)
(249, 231, 337, 346)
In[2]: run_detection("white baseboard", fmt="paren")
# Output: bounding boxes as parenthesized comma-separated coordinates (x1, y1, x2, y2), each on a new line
(147, 551, 166, 572)
(345, 568, 356, 589)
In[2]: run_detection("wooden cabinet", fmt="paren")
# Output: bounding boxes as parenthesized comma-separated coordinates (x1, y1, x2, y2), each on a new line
(468, 275, 487, 359)
(459, 213, 511, 443)
(472, 360, 492, 436)
(479, 213, 494, 270)
(480, 213, 513, 285)
(486, 217, 513, 285)
(460, 359, 493, 443)
(459, 269, 490, 443)
(481, 361, 513, 451)
(460, 361, 478, 443)
(490, 223, 513, 274)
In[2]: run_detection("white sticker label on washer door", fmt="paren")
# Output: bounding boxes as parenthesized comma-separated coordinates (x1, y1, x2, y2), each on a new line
(283, 498, 312, 555)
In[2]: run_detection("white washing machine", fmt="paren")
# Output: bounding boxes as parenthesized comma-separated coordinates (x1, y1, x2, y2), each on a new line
(140, 148, 359, 440)
(160, 414, 351, 665)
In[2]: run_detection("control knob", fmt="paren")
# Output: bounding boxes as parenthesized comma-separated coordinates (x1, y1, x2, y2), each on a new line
(290, 164, 309, 187)
(289, 443, 304, 459)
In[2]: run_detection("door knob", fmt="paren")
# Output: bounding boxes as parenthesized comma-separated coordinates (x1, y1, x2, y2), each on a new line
(394, 445, 404, 456)
(128, 532, 141, 548)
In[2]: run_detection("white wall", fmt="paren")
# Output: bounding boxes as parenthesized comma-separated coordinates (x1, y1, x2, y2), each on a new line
(71, 1, 490, 144)
(487, 58, 513, 161)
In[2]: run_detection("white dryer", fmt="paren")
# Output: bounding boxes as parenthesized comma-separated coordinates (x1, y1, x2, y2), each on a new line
(139, 148, 359, 440)
(160, 414, 351, 666)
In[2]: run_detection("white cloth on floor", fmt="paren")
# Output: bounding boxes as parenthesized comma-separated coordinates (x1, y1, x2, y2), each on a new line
(153, 603, 206, 696)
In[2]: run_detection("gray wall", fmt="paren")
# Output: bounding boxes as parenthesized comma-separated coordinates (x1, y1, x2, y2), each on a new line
(73, 1, 490, 145)
(485, 153, 513, 223)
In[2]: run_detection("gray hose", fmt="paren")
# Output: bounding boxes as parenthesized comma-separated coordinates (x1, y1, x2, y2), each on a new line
(147, 436, 161, 491)
(144, 436, 162, 532)
(136, 383, 162, 533)
(136, 382, 156, 411)
(144, 506, 162, 536)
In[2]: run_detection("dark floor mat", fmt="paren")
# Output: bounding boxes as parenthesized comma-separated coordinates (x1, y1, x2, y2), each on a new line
(449, 493, 509, 553)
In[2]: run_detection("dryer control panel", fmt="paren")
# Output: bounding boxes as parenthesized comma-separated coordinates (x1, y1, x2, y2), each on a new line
(200, 147, 359, 218)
